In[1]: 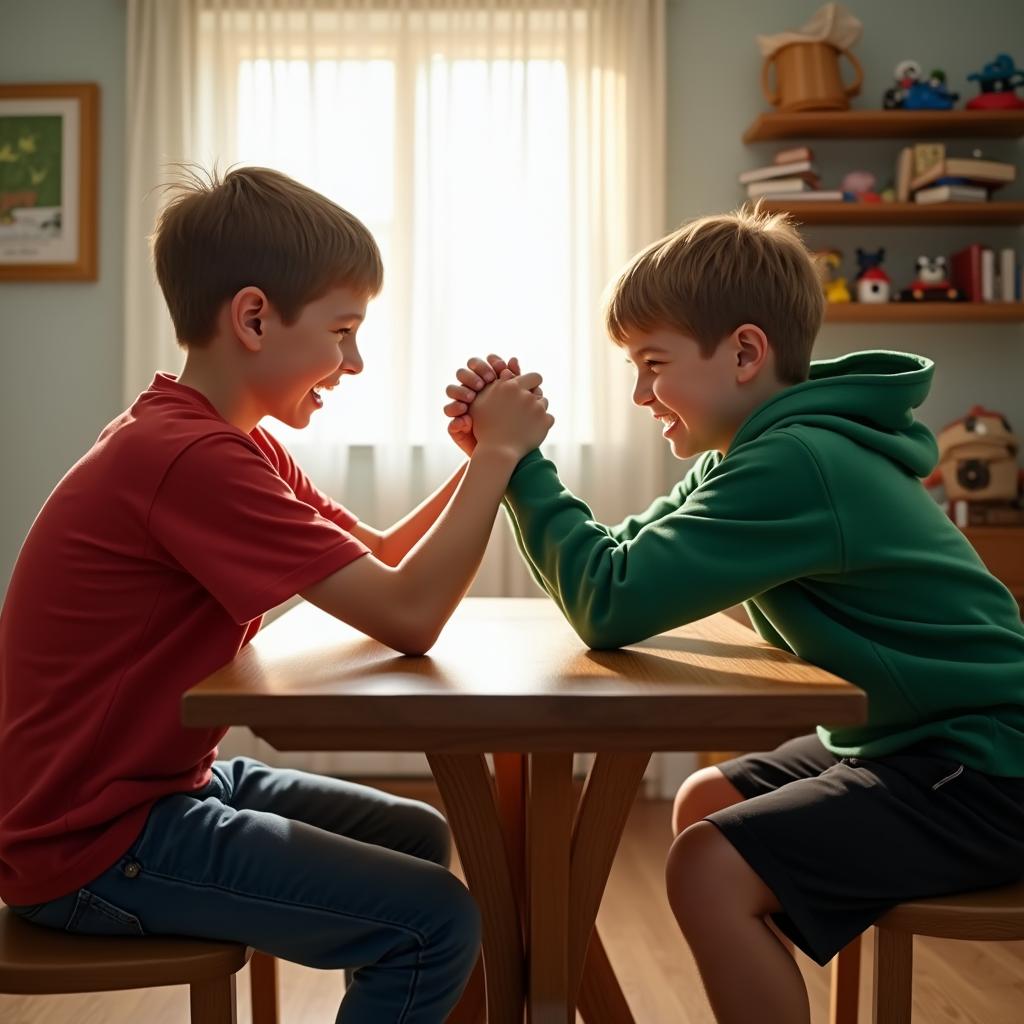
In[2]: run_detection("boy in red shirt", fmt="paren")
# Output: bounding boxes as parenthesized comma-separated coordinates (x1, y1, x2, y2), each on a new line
(0, 166, 552, 1023)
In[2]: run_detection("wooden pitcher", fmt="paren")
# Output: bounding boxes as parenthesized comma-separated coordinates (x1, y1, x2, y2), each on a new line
(761, 41, 863, 112)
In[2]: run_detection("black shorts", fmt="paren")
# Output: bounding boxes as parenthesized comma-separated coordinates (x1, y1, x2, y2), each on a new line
(705, 733, 1024, 966)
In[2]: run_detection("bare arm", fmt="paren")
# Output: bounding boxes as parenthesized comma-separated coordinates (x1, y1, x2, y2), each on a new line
(302, 374, 552, 655)
(348, 462, 468, 566)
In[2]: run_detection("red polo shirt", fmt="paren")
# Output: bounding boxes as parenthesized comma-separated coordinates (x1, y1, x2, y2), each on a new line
(0, 374, 368, 904)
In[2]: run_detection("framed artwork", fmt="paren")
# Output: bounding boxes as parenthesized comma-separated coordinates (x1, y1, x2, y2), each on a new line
(0, 83, 98, 281)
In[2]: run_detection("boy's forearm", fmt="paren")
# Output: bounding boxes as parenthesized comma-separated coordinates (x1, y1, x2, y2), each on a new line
(378, 462, 468, 566)
(393, 445, 521, 649)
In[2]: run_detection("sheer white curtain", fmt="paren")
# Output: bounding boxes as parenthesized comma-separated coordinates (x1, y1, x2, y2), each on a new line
(125, 0, 674, 781)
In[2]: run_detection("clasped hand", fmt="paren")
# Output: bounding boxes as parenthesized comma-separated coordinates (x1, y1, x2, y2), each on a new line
(442, 355, 550, 457)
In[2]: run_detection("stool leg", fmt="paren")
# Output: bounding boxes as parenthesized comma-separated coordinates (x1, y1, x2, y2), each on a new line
(249, 951, 280, 1024)
(830, 933, 861, 1024)
(190, 973, 238, 1024)
(872, 928, 912, 1024)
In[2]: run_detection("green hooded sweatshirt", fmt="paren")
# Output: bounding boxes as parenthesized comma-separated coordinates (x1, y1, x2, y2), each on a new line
(503, 350, 1024, 776)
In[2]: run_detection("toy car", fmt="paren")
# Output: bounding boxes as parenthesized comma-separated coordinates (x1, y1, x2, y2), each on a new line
(895, 255, 963, 301)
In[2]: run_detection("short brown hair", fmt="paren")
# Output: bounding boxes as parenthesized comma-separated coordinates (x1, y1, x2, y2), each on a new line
(152, 165, 383, 346)
(604, 203, 823, 384)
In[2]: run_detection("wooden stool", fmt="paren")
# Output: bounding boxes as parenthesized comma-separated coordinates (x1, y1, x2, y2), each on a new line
(828, 878, 1024, 1024)
(0, 906, 280, 1023)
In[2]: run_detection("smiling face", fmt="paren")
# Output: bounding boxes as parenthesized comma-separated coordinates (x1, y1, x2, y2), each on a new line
(249, 285, 369, 428)
(621, 325, 780, 459)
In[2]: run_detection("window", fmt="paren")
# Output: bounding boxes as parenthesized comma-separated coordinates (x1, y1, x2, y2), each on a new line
(202, 8, 596, 447)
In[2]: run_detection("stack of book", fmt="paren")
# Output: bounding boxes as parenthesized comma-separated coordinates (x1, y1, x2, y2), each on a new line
(895, 145, 1017, 204)
(951, 244, 1022, 302)
(738, 147, 845, 202)
(949, 500, 1024, 527)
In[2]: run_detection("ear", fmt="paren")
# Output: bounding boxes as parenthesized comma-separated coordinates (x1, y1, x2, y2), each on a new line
(230, 287, 270, 352)
(732, 324, 769, 384)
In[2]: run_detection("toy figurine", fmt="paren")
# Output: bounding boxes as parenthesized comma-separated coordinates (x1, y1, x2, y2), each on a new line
(883, 59, 920, 109)
(895, 255, 963, 302)
(966, 54, 1024, 110)
(841, 170, 881, 201)
(883, 60, 958, 109)
(923, 407, 1024, 527)
(818, 249, 851, 303)
(906, 69, 958, 110)
(854, 248, 891, 302)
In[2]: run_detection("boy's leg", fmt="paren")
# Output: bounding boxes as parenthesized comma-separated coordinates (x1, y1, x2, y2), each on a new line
(671, 733, 842, 835)
(671, 766, 747, 835)
(666, 822, 809, 1024)
(667, 739, 1024, 1024)
(667, 735, 836, 1024)
(212, 756, 451, 866)
(211, 756, 454, 992)
(17, 766, 480, 1024)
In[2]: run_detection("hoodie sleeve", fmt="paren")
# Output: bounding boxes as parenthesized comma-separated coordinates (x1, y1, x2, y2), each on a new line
(603, 450, 720, 542)
(503, 431, 844, 649)
(502, 449, 720, 605)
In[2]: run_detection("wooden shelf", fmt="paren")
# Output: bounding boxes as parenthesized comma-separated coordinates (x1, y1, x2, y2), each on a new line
(761, 201, 1024, 226)
(825, 303, 1024, 324)
(961, 526, 1024, 612)
(743, 110, 1024, 143)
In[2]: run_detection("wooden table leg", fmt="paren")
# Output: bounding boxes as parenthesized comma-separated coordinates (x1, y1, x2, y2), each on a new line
(571, 752, 648, 1024)
(578, 929, 634, 1023)
(429, 754, 526, 1024)
(443, 751, 645, 1023)
(527, 752, 575, 1024)
(493, 752, 528, 907)
(447, 955, 487, 1023)
(493, 751, 643, 1024)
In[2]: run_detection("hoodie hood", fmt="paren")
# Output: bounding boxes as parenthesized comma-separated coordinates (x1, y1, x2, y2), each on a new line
(730, 350, 939, 479)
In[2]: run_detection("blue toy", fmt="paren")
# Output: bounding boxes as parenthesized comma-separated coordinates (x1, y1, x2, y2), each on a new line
(854, 248, 886, 281)
(966, 54, 1024, 110)
(883, 60, 958, 110)
(905, 71, 958, 110)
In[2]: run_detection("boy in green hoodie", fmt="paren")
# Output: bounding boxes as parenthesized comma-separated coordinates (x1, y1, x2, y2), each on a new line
(442, 207, 1024, 1024)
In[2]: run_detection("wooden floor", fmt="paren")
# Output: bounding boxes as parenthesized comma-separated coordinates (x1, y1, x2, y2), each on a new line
(3, 781, 1023, 1023)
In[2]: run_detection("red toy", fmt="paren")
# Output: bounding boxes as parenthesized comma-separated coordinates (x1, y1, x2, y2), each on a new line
(966, 54, 1024, 111)
(895, 255, 962, 302)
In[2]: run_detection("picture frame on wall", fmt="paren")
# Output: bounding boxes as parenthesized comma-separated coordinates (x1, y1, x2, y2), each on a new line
(0, 83, 98, 282)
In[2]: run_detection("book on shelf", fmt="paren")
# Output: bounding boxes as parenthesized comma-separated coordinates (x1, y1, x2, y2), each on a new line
(773, 146, 813, 165)
(981, 248, 995, 302)
(952, 246, 1021, 303)
(909, 157, 1016, 192)
(951, 244, 984, 302)
(914, 184, 990, 204)
(769, 190, 848, 201)
(738, 159, 815, 185)
(746, 177, 819, 197)
(950, 501, 1024, 527)
(896, 146, 914, 203)
(912, 143, 946, 179)
(1000, 248, 1017, 302)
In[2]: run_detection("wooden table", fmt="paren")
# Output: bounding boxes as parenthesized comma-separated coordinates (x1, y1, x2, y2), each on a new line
(182, 598, 866, 1024)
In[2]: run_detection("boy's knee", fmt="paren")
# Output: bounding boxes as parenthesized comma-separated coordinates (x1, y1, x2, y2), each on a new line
(666, 821, 778, 928)
(397, 799, 452, 867)
(429, 872, 481, 968)
(666, 821, 721, 918)
(671, 766, 747, 836)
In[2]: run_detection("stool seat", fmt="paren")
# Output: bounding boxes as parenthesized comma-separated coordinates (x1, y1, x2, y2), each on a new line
(0, 907, 252, 995)
(875, 878, 1024, 941)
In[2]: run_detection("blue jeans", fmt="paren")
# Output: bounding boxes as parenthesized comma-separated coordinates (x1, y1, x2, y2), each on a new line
(9, 757, 481, 1023)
